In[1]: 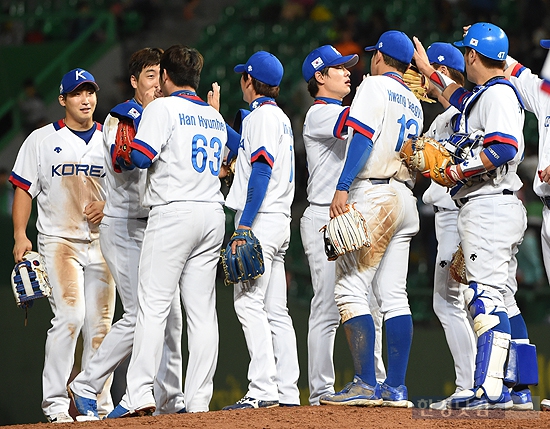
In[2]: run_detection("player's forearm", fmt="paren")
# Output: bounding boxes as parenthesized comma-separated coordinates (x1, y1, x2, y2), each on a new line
(12, 187, 32, 240)
(446, 143, 517, 181)
(239, 161, 272, 227)
(336, 132, 373, 191)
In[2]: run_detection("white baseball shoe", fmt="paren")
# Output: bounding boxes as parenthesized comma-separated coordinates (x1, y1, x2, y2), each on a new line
(541, 398, 550, 411)
(47, 412, 74, 423)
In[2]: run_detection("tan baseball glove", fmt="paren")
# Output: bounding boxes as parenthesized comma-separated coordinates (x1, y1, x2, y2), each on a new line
(403, 66, 435, 104)
(449, 244, 467, 284)
(320, 203, 371, 261)
(400, 136, 456, 187)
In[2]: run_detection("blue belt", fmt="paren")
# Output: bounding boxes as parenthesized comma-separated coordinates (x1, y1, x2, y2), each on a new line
(455, 189, 513, 208)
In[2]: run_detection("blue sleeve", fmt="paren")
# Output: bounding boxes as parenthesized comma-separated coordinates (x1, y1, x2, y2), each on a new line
(226, 125, 240, 162)
(483, 142, 517, 168)
(130, 149, 152, 169)
(239, 160, 272, 227)
(336, 132, 373, 191)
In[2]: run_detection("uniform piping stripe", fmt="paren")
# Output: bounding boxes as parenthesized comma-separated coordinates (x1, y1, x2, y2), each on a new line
(542, 79, 550, 95)
(333, 107, 349, 139)
(53, 119, 65, 130)
(511, 63, 525, 77)
(130, 139, 157, 159)
(9, 172, 31, 190)
(345, 117, 374, 140)
(174, 93, 209, 106)
(250, 147, 274, 167)
(483, 132, 518, 148)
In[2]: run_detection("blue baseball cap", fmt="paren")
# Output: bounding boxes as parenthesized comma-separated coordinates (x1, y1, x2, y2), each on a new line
(427, 42, 465, 73)
(541, 40, 550, 49)
(453, 22, 508, 61)
(59, 68, 99, 95)
(364, 30, 414, 65)
(234, 51, 284, 87)
(302, 45, 359, 82)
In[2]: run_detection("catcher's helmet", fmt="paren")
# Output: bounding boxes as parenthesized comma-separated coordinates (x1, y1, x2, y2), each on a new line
(453, 22, 508, 61)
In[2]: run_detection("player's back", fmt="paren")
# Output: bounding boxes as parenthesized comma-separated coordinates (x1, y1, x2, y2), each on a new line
(135, 94, 227, 207)
(350, 74, 423, 184)
(227, 104, 295, 216)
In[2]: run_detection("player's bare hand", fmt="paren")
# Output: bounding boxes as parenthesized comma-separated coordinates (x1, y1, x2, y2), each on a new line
(13, 236, 32, 263)
(539, 165, 550, 184)
(412, 37, 433, 77)
(142, 86, 158, 109)
(208, 82, 221, 112)
(231, 225, 251, 254)
(219, 163, 230, 179)
(84, 201, 105, 225)
(330, 190, 349, 218)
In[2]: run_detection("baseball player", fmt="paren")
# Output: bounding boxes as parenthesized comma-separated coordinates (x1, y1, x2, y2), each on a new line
(413, 22, 538, 409)
(300, 45, 386, 406)
(108, 45, 227, 417)
(503, 40, 550, 411)
(420, 43, 477, 410)
(10, 69, 115, 423)
(68, 48, 188, 420)
(320, 30, 423, 408)
(222, 51, 300, 410)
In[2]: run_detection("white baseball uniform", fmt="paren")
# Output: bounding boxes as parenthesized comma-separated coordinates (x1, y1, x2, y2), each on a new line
(225, 98, 300, 405)
(335, 73, 422, 325)
(509, 64, 550, 283)
(121, 91, 226, 413)
(421, 106, 476, 393)
(9, 120, 115, 418)
(300, 99, 385, 405)
(69, 100, 185, 415)
(451, 81, 526, 315)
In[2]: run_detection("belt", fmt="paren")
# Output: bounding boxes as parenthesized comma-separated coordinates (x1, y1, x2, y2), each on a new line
(455, 189, 513, 208)
(368, 178, 390, 185)
(541, 196, 550, 209)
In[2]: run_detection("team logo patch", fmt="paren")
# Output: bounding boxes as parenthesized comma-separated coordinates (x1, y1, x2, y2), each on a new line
(54, 147, 62, 153)
(311, 56, 324, 70)
(247, 65, 253, 72)
(378, 42, 384, 48)
(470, 38, 478, 46)
(437, 55, 445, 62)
(128, 108, 140, 119)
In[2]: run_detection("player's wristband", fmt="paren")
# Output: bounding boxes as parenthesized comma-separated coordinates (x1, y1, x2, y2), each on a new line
(429, 71, 455, 92)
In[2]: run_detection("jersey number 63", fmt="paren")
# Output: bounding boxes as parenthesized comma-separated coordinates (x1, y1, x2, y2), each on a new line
(191, 134, 222, 176)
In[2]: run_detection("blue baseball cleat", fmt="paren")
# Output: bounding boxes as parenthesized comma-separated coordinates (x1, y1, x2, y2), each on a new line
(379, 383, 414, 408)
(319, 377, 382, 406)
(107, 403, 155, 418)
(511, 388, 533, 411)
(67, 385, 99, 420)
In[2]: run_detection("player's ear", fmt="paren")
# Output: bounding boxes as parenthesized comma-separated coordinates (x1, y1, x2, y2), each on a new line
(130, 75, 138, 90)
(314, 70, 325, 85)
(58, 94, 66, 107)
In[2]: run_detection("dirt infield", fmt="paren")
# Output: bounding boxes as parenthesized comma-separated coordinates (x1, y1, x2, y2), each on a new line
(4, 406, 550, 429)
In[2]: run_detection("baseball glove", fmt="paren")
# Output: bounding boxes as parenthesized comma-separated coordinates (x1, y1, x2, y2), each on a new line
(111, 118, 136, 173)
(449, 244, 467, 284)
(223, 156, 237, 188)
(221, 228, 265, 287)
(400, 136, 456, 187)
(320, 203, 371, 261)
(12, 251, 51, 324)
(403, 66, 435, 104)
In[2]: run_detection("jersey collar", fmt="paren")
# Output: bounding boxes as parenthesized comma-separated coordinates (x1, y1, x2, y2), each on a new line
(383, 71, 408, 89)
(314, 97, 342, 105)
(171, 90, 209, 106)
(250, 96, 277, 110)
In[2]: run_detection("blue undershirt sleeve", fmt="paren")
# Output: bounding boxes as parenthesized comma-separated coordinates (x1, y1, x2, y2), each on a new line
(130, 149, 152, 169)
(336, 132, 374, 191)
(226, 125, 240, 162)
(239, 160, 272, 227)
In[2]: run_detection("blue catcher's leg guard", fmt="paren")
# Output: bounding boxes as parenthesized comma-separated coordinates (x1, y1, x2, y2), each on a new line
(449, 282, 512, 409)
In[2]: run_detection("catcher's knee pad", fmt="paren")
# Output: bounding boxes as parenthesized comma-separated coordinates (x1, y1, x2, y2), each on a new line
(465, 282, 500, 336)
(504, 340, 538, 387)
(473, 330, 511, 401)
